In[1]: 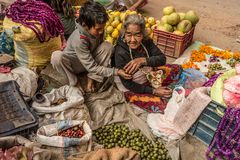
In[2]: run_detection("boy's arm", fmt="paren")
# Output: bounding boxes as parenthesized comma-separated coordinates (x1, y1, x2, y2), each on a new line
(74, 38, 116, 77)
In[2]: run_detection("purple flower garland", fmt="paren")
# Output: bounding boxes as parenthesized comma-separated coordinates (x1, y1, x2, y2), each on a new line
(203, 73, 222, 87)
(5, 0, 64, 43)
(206, 108, 240, 159)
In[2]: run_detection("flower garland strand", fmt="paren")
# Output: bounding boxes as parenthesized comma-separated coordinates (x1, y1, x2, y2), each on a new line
(5, 0, 64, 43)
(206, 108, 240, 160)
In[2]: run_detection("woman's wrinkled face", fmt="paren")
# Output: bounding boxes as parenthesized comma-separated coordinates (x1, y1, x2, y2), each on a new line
(124, 24, 143, 49)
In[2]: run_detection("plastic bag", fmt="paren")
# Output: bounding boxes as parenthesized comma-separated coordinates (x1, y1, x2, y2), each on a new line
(0, 66, 38, 98)
(0, 31, 14, 55)
(32, 85, 84, 114)
(37, 120, 92, 148)
(32, 85, 90, 124)
(177, 68, 208, 89)
(147, 87, 186, 140)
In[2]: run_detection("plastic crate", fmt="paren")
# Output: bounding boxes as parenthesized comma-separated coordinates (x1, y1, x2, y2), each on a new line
(188, 101, 226, 146)
(0, 80, 38, 137)
(153, 27, 195, 58)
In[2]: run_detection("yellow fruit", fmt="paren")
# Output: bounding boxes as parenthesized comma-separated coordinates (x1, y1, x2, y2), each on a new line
(111, 20, 120, 28)
(151, 24, 157, 30)
(130, 11, 137, 15)
(125, 10, 131, 14)
(144, 17, 148, 22)
(114, 16, 120, 21)
(113, 11, 121, 17)
(117, 23, 122, 31)
(111, 29, 119, 39)
(150, 33, 153, 39)
(145, 23, 150, 28)
(106, 26, 114, 34)
(120, 12, 127, 22)
(106, 21, 110, 26)
(106, 36, 114, 44)
(148, 17, 156, 26)
(108, 16, 114, 23)
(156, 20, 161, 24)
(146, 27, 152, 35)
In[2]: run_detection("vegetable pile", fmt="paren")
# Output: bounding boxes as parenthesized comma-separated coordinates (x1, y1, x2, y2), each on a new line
(5, 0, 64, 42)
(58, 125, 85, 138)
(94, 124, 171, 160)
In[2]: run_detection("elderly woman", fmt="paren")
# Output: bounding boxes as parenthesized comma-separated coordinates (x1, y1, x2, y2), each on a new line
(113, 14, 175, 112)
(114, 14, 172, 96)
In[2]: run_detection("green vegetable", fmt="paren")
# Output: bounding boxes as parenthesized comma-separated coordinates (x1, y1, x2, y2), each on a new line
(93, 124, 171, 160)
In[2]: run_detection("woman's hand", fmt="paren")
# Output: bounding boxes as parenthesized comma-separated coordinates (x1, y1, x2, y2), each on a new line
(117, 69, 132, 79)
(124, 57, 147, 74)
(153, 86, 172, 98)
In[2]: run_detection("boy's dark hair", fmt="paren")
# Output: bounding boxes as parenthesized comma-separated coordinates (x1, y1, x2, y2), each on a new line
(78, 0, 109, 29)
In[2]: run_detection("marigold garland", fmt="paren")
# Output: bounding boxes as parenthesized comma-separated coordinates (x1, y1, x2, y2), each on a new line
(182, 45, 237, 69)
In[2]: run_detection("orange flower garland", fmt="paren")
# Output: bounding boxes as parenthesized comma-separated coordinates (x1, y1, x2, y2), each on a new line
(182, 44, 234, 69)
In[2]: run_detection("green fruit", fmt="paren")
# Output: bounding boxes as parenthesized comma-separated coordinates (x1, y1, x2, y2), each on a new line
(184, 10, 199, 25)
(178, 12, 186, 21)
(163, 6, 176, 15)
(167, 12, 180, 25)
(177, 20, 192, 33)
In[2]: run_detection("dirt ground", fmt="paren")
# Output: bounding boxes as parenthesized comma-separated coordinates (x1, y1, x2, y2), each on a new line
(143, 0, 240, 53)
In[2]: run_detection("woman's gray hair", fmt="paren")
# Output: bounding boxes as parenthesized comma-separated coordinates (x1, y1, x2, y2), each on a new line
(121, 14, 148, 40)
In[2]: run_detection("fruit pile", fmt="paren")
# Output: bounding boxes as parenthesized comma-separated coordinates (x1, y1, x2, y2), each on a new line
(104, 10, 157, 44)
(205, 63, 225, 78)
(58, 125, 85, 138)
(155, 6, 199, 36)
(94, 124, 171, 160)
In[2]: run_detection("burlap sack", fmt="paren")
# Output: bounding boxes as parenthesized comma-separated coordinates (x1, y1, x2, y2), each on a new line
(68, 147, 140, 160)
(85, 85, 154, 141)
(3, 17, 61, 70)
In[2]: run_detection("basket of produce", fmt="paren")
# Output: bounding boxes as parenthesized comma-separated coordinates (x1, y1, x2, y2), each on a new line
(153, 6, 199, 58)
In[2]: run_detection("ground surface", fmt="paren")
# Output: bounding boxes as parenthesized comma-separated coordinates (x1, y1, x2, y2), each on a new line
(143, 0, 240, 52)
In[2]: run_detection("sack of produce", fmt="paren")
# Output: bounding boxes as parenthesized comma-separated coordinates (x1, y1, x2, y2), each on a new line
(32, 85, 90, 123)
(3, 0, 63, 70)
(37, 120, 92, 148)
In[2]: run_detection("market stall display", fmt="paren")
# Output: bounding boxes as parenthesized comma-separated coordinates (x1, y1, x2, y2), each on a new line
(94, 124, 171, 160)
(37, 120, 92, 148)
(181, 44, 239, 78)
(152, 6, 199, 58)
(104, 10, 157, 44)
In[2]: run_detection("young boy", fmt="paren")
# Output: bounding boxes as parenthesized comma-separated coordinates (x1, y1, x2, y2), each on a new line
(51, 0, 131, 93)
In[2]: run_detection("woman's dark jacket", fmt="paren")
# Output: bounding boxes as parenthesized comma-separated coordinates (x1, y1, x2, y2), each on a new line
(113, 37, 166, 94)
